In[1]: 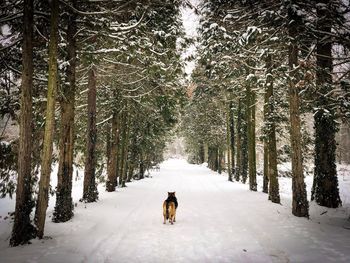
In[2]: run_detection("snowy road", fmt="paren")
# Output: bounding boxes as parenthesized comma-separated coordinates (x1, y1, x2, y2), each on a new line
(0, 159, 350, 262)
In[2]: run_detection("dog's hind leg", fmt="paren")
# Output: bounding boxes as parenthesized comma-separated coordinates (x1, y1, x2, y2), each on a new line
(163, 215, 166, 224)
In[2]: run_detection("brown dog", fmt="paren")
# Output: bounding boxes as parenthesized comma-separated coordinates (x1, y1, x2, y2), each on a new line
(163, 192, 178, 224)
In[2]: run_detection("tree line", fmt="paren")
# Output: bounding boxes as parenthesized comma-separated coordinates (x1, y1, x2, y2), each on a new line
(0, 0, 186, 246)
(181, 0, 349, 218)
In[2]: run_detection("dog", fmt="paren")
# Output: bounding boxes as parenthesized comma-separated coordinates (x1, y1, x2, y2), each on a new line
(163, 192, 178, 224)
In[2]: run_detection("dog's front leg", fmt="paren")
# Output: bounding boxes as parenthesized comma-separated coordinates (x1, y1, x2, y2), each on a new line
(163, 216, 166, 224)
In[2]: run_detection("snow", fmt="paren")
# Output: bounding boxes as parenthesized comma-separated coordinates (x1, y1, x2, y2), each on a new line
(0, 159, 350, 262)
(180, 0, 200, 78)
(1, 25, 11, 36)
(223, 14, 233, 21)
(0, 24, 16, 47)
(209, 23, 219, 30)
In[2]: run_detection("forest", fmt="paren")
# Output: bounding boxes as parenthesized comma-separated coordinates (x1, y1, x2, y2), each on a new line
(0, 0, 349, 257)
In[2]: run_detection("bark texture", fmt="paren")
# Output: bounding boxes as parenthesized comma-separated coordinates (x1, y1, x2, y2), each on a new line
(263, 87, 269, 194)
(288, 4, 309, 217)
(266, 54, 280, 203)
(312, 0, 341, 208)
(106, 113, 119, 191)
(83, 66, 98, 202)
(229, 102, 235, 179)
(226, 103, 232, 181)
(246, 84, 257, 191)
(36, 0, 59, 238)
(53, 0, 77, 222)
(10, 0, 36, 246)
(236, 99, 248, 183)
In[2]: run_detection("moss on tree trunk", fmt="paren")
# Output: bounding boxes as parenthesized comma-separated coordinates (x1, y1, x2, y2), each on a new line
(10, 0, 36, 246)
(35, 0, 59, 238)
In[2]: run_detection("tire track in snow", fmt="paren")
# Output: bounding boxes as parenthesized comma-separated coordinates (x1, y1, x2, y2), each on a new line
(82, 176, 163, 263)
(1, 159, 349, 263)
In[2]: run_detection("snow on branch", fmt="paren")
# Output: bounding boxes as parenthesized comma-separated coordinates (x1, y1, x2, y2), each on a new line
(97, 115, 113, 126)
(118, 76, 147, 86)
(59, 0, 119, 16)
(0, 12, 23, 24)
(103, 58, 143, 70)
(122, 87, 157, 99)
(110, 11, 145, 32)
(0, 38, 21, 52)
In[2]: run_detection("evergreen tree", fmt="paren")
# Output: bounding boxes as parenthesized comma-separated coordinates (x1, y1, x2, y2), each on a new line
(287, 0, 309, 217)
(311, 0, 342, 208)
(10, 0, 36, 246)
(82, 65, 98, 202)
(53, 0, 77, 223)
(265, 54, 280, 203)
(35, 0, 59, 239)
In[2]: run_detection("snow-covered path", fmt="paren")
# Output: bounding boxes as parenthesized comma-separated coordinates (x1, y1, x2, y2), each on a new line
(1, 159, 350, 263)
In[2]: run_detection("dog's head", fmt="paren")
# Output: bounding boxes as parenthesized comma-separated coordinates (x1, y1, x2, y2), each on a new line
(168, 192, 176, 197)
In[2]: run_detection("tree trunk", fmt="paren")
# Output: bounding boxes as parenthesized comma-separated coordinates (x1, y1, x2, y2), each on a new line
(106, 122, 111, 173)
(82, 66, 98, 202)
(208, 146, 212, 169)
(208, 146, 219, 172)
(106, 113, 119, 192)
(35, 0, 59, 239)
(312, 0, 341, 208)
(246, 84, 257, 191)
(208, 146, 213, 170)
(53, 0, 77, 223)
(139, 154, 145, 180)
(120, 111, 130, 187)
(263, 81, 269, 194)
(218, 148, 222, 174)
(288, 4, 309, 217)
(10, 0, 36, 246)
(122, 119, 130, 187)
(215, 146, 219, 172)
(266, 55, 280, 203)
(235, 99, 242, 182)
(226, 103, 232, 181)
(229, 102, 235, 179)
(127, 163, 134, 182)
(237, 98, 248, 183)
(198, 142, 205, 164)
